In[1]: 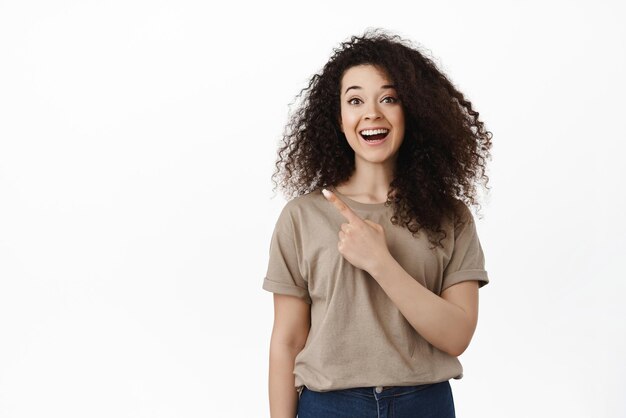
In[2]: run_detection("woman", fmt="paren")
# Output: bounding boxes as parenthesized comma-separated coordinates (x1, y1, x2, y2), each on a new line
(263, 29, 493, 418)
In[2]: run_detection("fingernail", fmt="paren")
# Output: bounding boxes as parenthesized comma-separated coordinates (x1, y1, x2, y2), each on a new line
(322, 188, 331, 198)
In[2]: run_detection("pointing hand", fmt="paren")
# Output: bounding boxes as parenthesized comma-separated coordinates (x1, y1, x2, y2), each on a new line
(322, 188, 391, 275)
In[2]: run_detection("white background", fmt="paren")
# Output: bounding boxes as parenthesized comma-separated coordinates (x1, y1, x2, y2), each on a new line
(1, 1, 625, 417)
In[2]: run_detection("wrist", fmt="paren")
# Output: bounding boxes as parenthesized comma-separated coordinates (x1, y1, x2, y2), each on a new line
(369, 251, 396, 279)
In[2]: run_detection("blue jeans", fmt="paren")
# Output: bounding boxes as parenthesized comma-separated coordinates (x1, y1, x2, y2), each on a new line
(297, 380, 456, 418)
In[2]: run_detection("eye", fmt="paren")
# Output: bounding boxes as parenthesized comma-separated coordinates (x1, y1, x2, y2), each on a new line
(382, 96, 398, 104)
(347, 98, 362, 105)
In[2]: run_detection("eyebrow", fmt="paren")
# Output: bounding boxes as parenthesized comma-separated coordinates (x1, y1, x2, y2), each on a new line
(344, 84, 396, 94)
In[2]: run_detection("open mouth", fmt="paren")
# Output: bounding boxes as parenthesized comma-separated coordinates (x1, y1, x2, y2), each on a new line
(359, 128, 389, 142)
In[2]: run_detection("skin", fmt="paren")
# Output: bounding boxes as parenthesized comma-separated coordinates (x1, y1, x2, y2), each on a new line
(268, 294, 309, 418)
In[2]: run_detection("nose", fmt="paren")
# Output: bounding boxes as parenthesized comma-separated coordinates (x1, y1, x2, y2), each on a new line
(363, 101, 382, 120)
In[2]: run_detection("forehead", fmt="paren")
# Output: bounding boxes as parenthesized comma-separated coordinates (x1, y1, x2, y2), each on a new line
(340, 64, 393, 92)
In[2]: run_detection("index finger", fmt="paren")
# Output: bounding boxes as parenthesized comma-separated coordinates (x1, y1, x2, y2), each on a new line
(322, 188, 363, 224)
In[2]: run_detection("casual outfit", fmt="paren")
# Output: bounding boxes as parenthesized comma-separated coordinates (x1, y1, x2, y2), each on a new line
(263, 186, 489, 416)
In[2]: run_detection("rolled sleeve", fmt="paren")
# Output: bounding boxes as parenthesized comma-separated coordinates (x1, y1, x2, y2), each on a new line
(262, 204, 311, 304)
(442, 204, 489, 293)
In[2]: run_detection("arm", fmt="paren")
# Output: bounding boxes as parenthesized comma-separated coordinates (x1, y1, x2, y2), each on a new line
(268, 294, 311, 418)
(370, 254, 479, 357)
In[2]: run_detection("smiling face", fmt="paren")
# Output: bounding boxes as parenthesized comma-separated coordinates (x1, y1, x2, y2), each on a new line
(339, 64, 405, 169)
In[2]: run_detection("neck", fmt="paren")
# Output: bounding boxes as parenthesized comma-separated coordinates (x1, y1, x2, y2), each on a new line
(336, 158, 396, 199)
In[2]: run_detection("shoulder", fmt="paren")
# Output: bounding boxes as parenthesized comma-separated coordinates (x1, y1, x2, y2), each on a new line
(449, 198, 474, 226)
(437, 199, 476, 245)
(281, 188, 327, 215)
(275, 188, 328, 225)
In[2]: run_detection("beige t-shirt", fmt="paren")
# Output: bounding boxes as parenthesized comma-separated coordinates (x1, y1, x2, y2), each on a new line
(262, 187, 489, 392)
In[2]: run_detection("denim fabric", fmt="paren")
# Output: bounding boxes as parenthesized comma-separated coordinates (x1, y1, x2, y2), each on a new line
(297, 380, 455, 418)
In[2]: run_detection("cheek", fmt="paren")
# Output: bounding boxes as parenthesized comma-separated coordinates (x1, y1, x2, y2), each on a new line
(340, 110, 359, 130)
(393, 110, 405, 131)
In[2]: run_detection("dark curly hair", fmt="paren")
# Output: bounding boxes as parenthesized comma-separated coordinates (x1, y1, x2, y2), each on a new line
(271, 28, 493, 248)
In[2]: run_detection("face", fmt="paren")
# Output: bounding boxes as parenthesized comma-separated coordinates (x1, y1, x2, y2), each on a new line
(339, 64, 405, 168)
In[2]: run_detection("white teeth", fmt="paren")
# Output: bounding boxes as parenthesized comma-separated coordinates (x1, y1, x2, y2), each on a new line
(360, 128, 389, 136)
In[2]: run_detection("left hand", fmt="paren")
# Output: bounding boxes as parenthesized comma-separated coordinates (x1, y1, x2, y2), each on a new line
(322, 188, 391, 274)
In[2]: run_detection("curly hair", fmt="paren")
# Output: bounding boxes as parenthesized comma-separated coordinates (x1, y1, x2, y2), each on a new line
(270, 28, 493, 248)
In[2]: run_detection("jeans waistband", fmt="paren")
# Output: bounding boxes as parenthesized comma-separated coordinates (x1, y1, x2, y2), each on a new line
(334, 381, 444, 399)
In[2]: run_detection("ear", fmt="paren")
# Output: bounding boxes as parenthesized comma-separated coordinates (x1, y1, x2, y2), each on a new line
(338, 116, 343, 133)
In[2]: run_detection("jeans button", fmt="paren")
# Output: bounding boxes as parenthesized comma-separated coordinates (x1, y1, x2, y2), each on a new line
(375, 386, 383, 393)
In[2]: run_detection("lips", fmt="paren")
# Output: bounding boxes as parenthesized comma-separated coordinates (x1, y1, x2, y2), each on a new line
(359, 126, 390, 141)
(359, 132, 389, 145)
